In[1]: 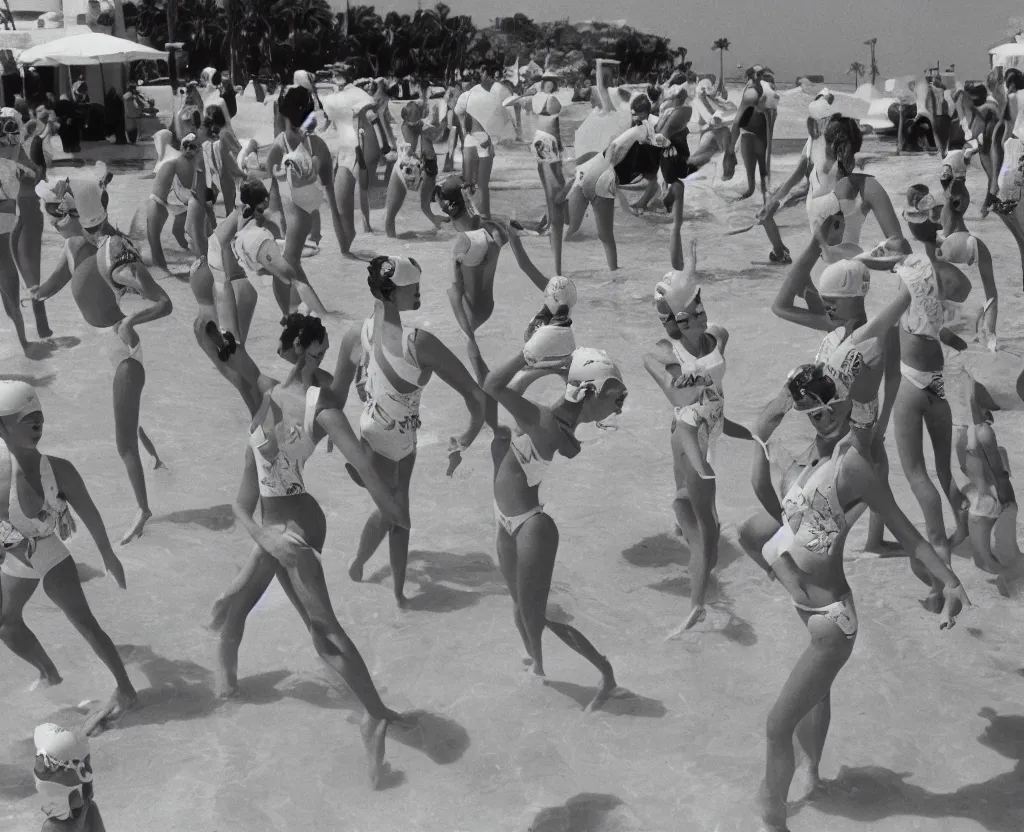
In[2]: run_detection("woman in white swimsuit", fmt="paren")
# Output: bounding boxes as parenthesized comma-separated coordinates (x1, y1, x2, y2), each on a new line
(456, 66, 503, 219)
(433, 177, 510, 425)
(33, 174, 170, 546)
(644, 237, 753, 634)
(936, 173, 999, 351)
(333, 256, 487, 607)
(484, 345, 627, 712)
(0, 381, 137, 737)
(885, 187, 973, 599)
(738, 363, 972, 832)
(265, 86, 346, 299)
(383, 99, 446, 238)
(147, 130, 208, 270)
(503, 71, 568, 274)
(204, 312, 412, 788)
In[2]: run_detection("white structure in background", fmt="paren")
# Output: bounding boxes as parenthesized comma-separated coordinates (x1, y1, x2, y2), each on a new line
(1, 0, 127, 49)
(990, 35, 1024, 70)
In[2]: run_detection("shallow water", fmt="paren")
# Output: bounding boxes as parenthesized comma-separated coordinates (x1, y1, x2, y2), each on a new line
(1, 108, 1023, 832)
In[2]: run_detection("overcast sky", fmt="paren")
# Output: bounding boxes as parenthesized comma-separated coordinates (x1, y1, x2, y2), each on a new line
(331, 0, 1022, 82)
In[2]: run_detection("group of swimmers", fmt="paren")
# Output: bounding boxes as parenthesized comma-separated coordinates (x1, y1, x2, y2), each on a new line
(1, 60, 1022, 831)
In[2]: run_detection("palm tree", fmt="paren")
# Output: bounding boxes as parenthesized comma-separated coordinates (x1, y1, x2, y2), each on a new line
(848, 60, 866, 88)
(712, 37, 730, 96)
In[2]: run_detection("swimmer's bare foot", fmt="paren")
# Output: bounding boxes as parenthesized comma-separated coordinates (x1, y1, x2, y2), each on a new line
(362, 220, 373, 233)
(119, 508, 152, 545)
(862, 539, 904, 557)
(360, 712, 390, 790)
(150, 456, 165, 470)
(348, 557, 365, 582)
(84, 687, 137, 736)
(997, 562, 1024, 598)
(584, 659, 617, 712)
(29, 670, 63, 691)
(665, 606, 707, 639)
(920, 589, 945, 614)
(396, 593, 409, 610)
(758, 781, 790, 832)
(791, 764, 823, 802)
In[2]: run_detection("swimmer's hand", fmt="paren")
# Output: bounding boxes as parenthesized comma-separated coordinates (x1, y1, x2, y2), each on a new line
(103, 552, 127, 589)
(940, 582, 972, 630)
(259, 527, 317, 568)
(757, 195, 781, 222)
(446, 437, 466, 476)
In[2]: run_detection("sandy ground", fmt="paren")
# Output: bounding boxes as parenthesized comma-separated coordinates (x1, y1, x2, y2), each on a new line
(1, 102, 1023, 832)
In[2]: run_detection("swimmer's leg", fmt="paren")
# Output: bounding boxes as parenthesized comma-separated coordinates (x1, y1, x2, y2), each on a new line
(592, 196, 617, 271)
(383, 171, 406, 238)
(386, 453, 416, 607)
(113, 356, 151, 545)
(0, 571, 61, 686)
(759, 622, 853, 831)
(146, 198, 169, 270)
(737, 133, 758, 199)
(334, 169, 358, 254)
(476, 155, 493, 218)
(0, 245, 30, 353)
(793, 692, 830, 797)
(216, 547, 277, 697)
(894, 385, 950, 609)
(564, 186, 587, 238)
(539, 162, 564, 275)
(922, 394, 968, 546)
(309, 209, 322, 246)
(42, 558, 137, 734)
(495, 524, 532, 661)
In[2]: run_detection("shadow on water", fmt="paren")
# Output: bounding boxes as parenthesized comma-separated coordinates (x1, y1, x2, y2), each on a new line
(543, 680, 667, 719)
(528, 792, 635, 832)
(0, 762, 36, 801)
(796, 708, 1024, 832)
(75, 561, 106, 583)
(625, 534, 757, 645)
(365, 549, 508, 614)
(154, 503, 235, 532)
(389, 709, 471, 764)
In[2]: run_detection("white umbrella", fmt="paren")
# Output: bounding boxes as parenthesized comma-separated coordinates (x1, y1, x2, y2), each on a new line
(17, 32, 167, 67)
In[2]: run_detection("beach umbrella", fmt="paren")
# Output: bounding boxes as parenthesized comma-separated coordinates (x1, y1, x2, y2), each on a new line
(17, 32, 167, 66)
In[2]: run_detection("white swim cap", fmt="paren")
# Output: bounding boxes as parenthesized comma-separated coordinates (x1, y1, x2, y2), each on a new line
(544, 276, 577, 312)
(564, 348, 623, 403)
(235, 138, 259, 175)
(0, 380, 41, 420)
(655, 268, 699, 314)
(199, 67, 218, 87)
(808, 191, 842, 235)
(380, 256, 421, 287)
(293, 70, 315, 92)
(808, 88, 840, 120)
(69, 178, 106, 228)
(941, 150, 968, 182)
(34, 724, 91, 776)
(696, 78, 715, 95)
(35, 176, 70, 206)
(818, 260, 870, 298)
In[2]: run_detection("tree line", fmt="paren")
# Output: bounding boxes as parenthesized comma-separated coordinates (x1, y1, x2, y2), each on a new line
(127, 1, 692, 84)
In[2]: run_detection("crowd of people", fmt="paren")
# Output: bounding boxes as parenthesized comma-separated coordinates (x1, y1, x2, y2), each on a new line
(3, 56, 1024, 831)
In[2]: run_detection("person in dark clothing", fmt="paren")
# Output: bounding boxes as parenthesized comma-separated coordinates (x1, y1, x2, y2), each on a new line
(54, 96, 80, 153)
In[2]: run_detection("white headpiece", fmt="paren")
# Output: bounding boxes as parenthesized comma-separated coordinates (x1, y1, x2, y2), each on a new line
(564, 348, 623, 403)
(818, 259, 870, 298)
(654, 268, 698, 313)
(0, 380, 41, 419)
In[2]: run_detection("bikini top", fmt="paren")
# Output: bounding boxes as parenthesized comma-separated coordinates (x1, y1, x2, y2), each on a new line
(249, 385, 321, 498)
(360, 316, 425, 420)
(898, 254, 945, 340)
(510, 430, 551, 488)
(456, 227, 498, 268)
(935, 231, 978, 267)
(281, 135, 319, 188)
(231, 223, 277, 277)
(96, 233, 145, 294)
(532, 91, 561, 117)
(780, 445, 857, 557)
(669, 327, 726, 409)
(6, 452, 74, 542)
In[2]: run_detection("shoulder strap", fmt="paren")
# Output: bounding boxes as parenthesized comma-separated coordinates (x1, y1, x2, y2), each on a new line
(304, 386, 321, 437)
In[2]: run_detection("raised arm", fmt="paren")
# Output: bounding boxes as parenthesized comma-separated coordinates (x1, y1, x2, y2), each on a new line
(482, 350, 547, 432)
(328, 324, 364, 402)
(119, 259, 172, 327)
(750, 387, 792, 522)
(861, 176, 911, 243)
(32, 244, 75, 302)
(51, 457, 125, 589)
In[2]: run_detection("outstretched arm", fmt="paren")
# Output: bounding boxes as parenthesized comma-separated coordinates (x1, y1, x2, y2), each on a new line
(507, 230, 550, 292)
(482, 350, 547, 432)
(315, 393, 410, 529)
(771, 240, 831, 330)
(751, 387, 792, 522)
(416, 330, 487, 451)
(33, 242, 78, 301)
(51, 457, 124, 589)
